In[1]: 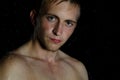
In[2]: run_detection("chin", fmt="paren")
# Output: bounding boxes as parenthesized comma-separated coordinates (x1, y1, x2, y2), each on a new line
(46, 47, 59, 52)
(45, 45, 61, 52)
(43, 39, 65, 52)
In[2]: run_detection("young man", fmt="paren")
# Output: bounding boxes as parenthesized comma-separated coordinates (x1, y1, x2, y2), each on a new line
(0, 0, 88, 80)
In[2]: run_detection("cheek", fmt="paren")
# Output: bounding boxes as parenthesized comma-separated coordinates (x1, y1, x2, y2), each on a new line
(64, 28, 75, 39)
(41, 19, 52, 32)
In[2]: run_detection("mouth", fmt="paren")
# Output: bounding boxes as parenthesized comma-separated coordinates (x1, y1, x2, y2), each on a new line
(50, 38, 62, 44)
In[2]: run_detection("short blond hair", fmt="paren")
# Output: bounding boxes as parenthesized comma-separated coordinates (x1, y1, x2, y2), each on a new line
(34, 0, 80, 16)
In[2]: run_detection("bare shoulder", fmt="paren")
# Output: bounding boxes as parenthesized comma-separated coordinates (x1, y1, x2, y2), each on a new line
(59, 50, 89, 80)
(0, 53, 31, 80)
(0, 53, 28, 69)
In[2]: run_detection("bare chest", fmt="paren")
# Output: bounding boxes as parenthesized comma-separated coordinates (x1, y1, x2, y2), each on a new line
(25, 60, 80, 80)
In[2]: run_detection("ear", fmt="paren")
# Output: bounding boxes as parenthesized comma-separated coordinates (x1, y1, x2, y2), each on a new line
(30, 9, 37, 26)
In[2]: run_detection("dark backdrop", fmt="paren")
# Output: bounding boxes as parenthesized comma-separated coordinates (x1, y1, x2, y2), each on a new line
(1, 0, 117, 80)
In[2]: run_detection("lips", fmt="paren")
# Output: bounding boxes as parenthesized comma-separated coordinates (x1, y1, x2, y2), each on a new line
(50, 38, 61, 44)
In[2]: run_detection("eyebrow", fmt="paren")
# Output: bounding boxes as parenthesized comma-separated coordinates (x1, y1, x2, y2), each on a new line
(45, 13, 77, 23)
(65, 20, 77, 24)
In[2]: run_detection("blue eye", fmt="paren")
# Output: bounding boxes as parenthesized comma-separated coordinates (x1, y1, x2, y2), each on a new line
(47, 16, 56, 22)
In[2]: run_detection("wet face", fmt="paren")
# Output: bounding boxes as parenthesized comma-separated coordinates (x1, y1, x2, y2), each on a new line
(36, 1, 80, 51)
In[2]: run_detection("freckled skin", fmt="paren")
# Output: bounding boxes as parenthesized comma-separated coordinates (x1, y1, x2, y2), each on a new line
(0, 1, 88, 80)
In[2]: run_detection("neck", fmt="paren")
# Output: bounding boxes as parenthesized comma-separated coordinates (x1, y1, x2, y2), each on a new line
(14, 40, 60, 63)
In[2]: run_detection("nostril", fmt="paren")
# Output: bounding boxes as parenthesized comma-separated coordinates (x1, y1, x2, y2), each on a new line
(52, 27, 62, 36)
(53, 29, 57, 35)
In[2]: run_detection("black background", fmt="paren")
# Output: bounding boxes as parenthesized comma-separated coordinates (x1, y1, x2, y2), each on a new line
(0, 0, 118, 80)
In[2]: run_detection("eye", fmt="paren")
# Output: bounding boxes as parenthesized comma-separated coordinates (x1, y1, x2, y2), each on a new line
(46, 15, 56, 22)
(65, 20, 76, 27)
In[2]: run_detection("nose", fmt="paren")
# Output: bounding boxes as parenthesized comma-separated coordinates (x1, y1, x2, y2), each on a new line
(53, 23, 63, 36)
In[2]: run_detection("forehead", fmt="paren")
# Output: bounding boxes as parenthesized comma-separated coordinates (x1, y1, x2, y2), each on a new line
(47, 1, 80, 20)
